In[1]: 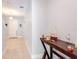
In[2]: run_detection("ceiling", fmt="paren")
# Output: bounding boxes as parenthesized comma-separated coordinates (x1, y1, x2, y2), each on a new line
(2, 0, 31, 17)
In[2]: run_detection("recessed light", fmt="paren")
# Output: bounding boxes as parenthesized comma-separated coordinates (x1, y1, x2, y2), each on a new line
(9, 17, 13, 19)
(20, 6, 24, 8)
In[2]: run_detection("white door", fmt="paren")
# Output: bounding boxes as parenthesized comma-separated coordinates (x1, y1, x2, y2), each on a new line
(8, 19, 18, 37)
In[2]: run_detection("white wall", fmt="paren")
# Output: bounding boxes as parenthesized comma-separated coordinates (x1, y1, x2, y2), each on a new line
(23, 13, 32, 53)
(32, 0, 77, 59)
(2, 19, 8, 51)
(22, 1, 32, 54)
(47, 0, 77, 59)
(32, 0, 49, 55)
(48, 0, 77, 44)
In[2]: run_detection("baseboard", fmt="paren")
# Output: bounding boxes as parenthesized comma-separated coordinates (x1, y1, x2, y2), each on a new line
(32, 53, 43, 59)
(24, 40, 32, 55)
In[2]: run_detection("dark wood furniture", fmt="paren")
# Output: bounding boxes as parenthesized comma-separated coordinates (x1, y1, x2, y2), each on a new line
(40, 37, 77, 59)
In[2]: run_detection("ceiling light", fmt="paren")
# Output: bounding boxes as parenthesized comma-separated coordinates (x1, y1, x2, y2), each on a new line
(9, 17, 13, 19)
(20, 6, 24, 8)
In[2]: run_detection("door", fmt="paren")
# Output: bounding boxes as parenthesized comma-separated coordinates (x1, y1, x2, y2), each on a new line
(8, 19, 18, 37)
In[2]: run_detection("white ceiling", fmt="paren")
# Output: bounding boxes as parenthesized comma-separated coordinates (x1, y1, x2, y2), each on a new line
(2, 0, 31, 17)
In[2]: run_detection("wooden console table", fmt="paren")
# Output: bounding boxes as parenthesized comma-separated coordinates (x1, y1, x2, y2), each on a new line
(40, 37, 77, 59)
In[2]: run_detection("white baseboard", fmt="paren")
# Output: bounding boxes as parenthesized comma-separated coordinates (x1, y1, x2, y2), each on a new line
(32, 53, 43, 59)
(24, 40, 31, 55)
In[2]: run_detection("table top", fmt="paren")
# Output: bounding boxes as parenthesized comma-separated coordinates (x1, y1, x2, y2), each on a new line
(40, 37, 77, 58)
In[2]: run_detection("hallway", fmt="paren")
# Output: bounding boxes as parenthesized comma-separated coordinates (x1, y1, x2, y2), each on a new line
(3, 37, 31, 59)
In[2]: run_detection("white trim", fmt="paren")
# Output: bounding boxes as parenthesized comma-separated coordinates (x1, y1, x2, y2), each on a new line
(2, 48, 7, 55)
(32, 53, 43, 59)
(24, 39, 32, 56)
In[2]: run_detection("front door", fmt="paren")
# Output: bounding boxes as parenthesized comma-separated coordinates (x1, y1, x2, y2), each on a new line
(8, 19, 18, 37)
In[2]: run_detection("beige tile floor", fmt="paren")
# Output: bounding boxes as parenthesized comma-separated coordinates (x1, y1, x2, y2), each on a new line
(3, 37, 31, 59)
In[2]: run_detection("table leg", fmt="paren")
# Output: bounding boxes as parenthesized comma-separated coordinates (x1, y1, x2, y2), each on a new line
(41, 40, 50, 59)
(42, 51, 46, 59)
(50, 46, 53, 59)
